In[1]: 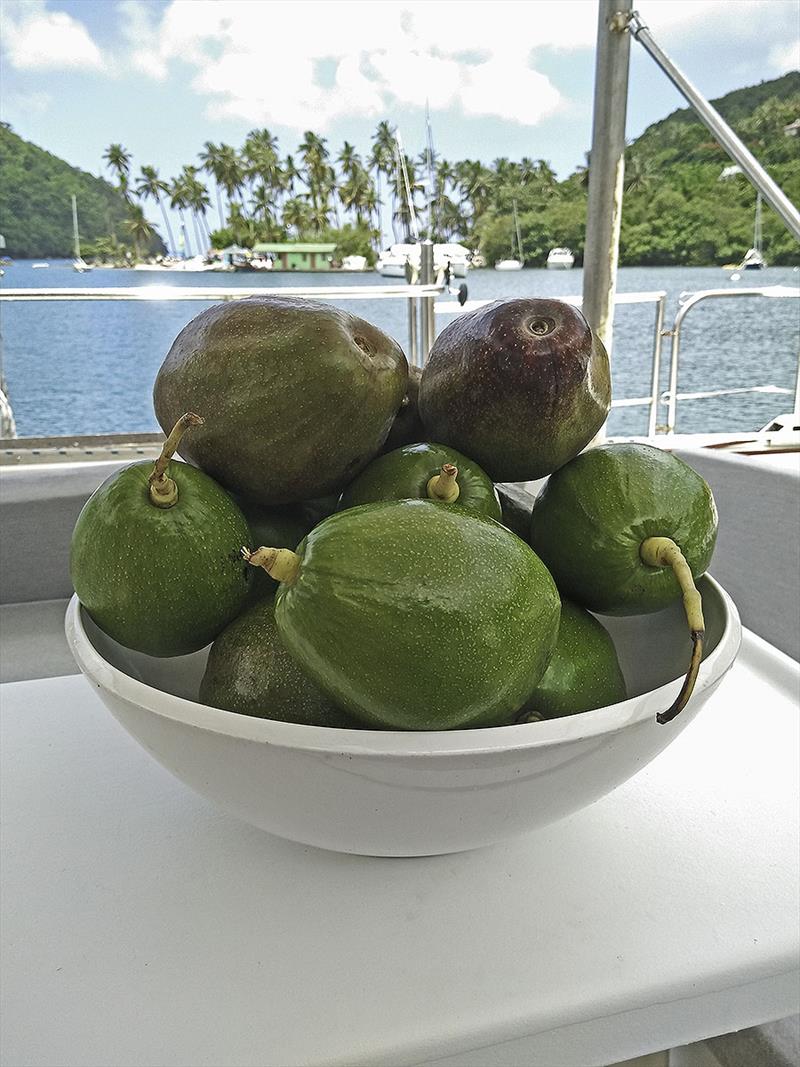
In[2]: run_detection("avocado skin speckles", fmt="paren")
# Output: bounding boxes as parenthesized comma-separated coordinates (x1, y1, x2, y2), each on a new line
(70, 460, 251, 656)
(530, 442, 718, 615)
(418, 298, 611, 481)
(153, 296, 408, 506)
(274, 499, 561, 731)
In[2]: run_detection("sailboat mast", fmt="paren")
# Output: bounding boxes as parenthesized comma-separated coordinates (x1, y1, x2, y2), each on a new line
(394, 132, 419, 242)
(425, 102, 436, 238)
(71, 194, 81, 260)
(754, 192, 762, 253)
(513, 200, 523, 260)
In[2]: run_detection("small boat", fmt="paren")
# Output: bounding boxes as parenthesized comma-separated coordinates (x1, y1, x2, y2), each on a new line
(341, 255, 367, 272)
(495, 200, 524, 271)
(737, 193, 767, 271)
(546, 247, 575, 270)
(71, 195, 93, 273)
(377, 243, 418, 278)
(31, 262, 49, 269)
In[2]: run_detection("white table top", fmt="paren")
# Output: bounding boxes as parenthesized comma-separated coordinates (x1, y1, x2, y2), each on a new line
(1, 631, 798, 1067)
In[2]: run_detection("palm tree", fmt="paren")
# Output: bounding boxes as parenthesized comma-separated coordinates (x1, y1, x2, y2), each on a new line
(217, 143, 246, 215)
(199, 141, 227, 226)
(298, 131, 330, 217)
(282, 196, 312, 238)
(103, 143, 132, 201)
(168, 176, 193, 257)
(251, 182, 276, 226)
(122, 203, 156, 261)
(337, 141, 360, 182)
(282, 154, 301, 198)
(181, 165, 211, 249)
(136, 165, 176, 255)
(369, 121, 396, 246)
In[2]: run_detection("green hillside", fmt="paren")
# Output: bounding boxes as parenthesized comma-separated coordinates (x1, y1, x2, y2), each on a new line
(476, 72, 800, 267)
(0, 124, 147, 258)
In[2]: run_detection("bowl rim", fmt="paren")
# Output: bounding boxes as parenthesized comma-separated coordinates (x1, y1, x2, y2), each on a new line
(65, 576, 741, 757)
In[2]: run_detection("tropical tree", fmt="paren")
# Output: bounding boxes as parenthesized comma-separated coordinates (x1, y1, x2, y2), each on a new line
(217, 143, 246, 215)
(168, 175, 193, 257)
(198, 141, 227, 226)
(103, 143, 132, 201)
(298, 131, 330, 219)
(122, 203, 156, 261)
(282, 196, 312, 237)
(135, 165, 175, 254)
(369, 121, 396, 245)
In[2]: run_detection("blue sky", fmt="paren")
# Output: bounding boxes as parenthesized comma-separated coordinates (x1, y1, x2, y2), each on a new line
(2, 0, 798, 236)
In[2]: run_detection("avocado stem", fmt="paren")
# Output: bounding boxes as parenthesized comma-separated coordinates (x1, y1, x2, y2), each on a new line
(427, 464, 460, 504)
(640, 535, 705, 725)
(148, 412, 204, 508)
(242, 545, 301, 585)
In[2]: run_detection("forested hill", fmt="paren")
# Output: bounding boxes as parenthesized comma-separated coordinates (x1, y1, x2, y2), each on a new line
(613, 71, 800, 265)
(0, 124, 131, 258)
(1, 70, 798, 265)
(476, 72, 800, 267)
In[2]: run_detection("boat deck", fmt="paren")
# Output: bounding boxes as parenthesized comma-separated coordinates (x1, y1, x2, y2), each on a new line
(1, 447, 798, 1067)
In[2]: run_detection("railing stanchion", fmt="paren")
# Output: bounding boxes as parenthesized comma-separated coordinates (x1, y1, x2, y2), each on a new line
(419, 240, 435, 360)
(647, 293, 667, 436)
(407, 297, 419, 368)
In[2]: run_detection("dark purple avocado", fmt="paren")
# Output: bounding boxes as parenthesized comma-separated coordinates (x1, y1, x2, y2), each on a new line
(418, 298, 611, 481)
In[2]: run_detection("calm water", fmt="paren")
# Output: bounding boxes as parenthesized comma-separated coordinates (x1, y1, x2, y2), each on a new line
(1, 260, 798, 438)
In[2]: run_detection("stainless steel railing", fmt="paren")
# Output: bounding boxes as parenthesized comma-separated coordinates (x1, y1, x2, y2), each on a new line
(0, 282, 447, 369)
(662, 285, 800, 433)
(1, 283, 798, 443)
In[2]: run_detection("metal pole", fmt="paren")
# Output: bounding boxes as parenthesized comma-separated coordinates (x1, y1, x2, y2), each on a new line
(582, 0, 632, 357)
(646, 293, 667, 437)
(407, 297, 419, 368)
(629, 12, 800, 242)
(420, 239, 435, 359)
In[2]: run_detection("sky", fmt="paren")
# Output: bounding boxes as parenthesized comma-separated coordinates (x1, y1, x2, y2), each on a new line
(1, 0, 798, 237)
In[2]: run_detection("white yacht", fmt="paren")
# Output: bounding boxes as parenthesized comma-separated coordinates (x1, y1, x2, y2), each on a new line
(547, 247, 575, 270)
(376, 243, 416, 277)
(341, 254, 368, 272)
(377, 243, 471, 279)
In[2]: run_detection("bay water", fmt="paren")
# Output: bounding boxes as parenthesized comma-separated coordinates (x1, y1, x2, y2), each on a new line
(1, 261, 797, 439)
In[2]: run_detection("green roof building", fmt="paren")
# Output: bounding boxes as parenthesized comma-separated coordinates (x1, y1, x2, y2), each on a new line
(253, 242, 337, 272)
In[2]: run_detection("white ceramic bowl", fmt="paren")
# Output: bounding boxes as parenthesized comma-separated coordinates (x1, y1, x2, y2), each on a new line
(65, 577, 740, 856)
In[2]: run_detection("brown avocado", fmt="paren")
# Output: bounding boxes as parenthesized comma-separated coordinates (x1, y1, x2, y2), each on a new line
(153, 296, 408, 505)
(418, 298, 611, 481)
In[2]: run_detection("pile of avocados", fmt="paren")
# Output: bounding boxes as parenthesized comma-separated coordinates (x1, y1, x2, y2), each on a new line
(70, 294, 718, 732)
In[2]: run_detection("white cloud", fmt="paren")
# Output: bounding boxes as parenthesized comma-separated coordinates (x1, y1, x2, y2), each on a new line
(114, 0, 800, 132)
(120, 0, 573, 129)
(0, 0, 104, 72)
(768, 39, 800, 74)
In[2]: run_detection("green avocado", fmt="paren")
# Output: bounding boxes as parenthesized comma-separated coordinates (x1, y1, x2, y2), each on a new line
(153, 296, 408, 505)
(70, 416, 250, 657)
(382, 365, 424, 452)
(237, 498, 312, 600)
(199, 597, 360, 727)
(338, 442, 502, 520)
(495, 484, 535, 543)
(530, 443, 718, 724)
(247, 500, 561, 730)
(530, 443, 717, 615)
(418, 298, 611, 480)
(519, 601, 627, 720)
